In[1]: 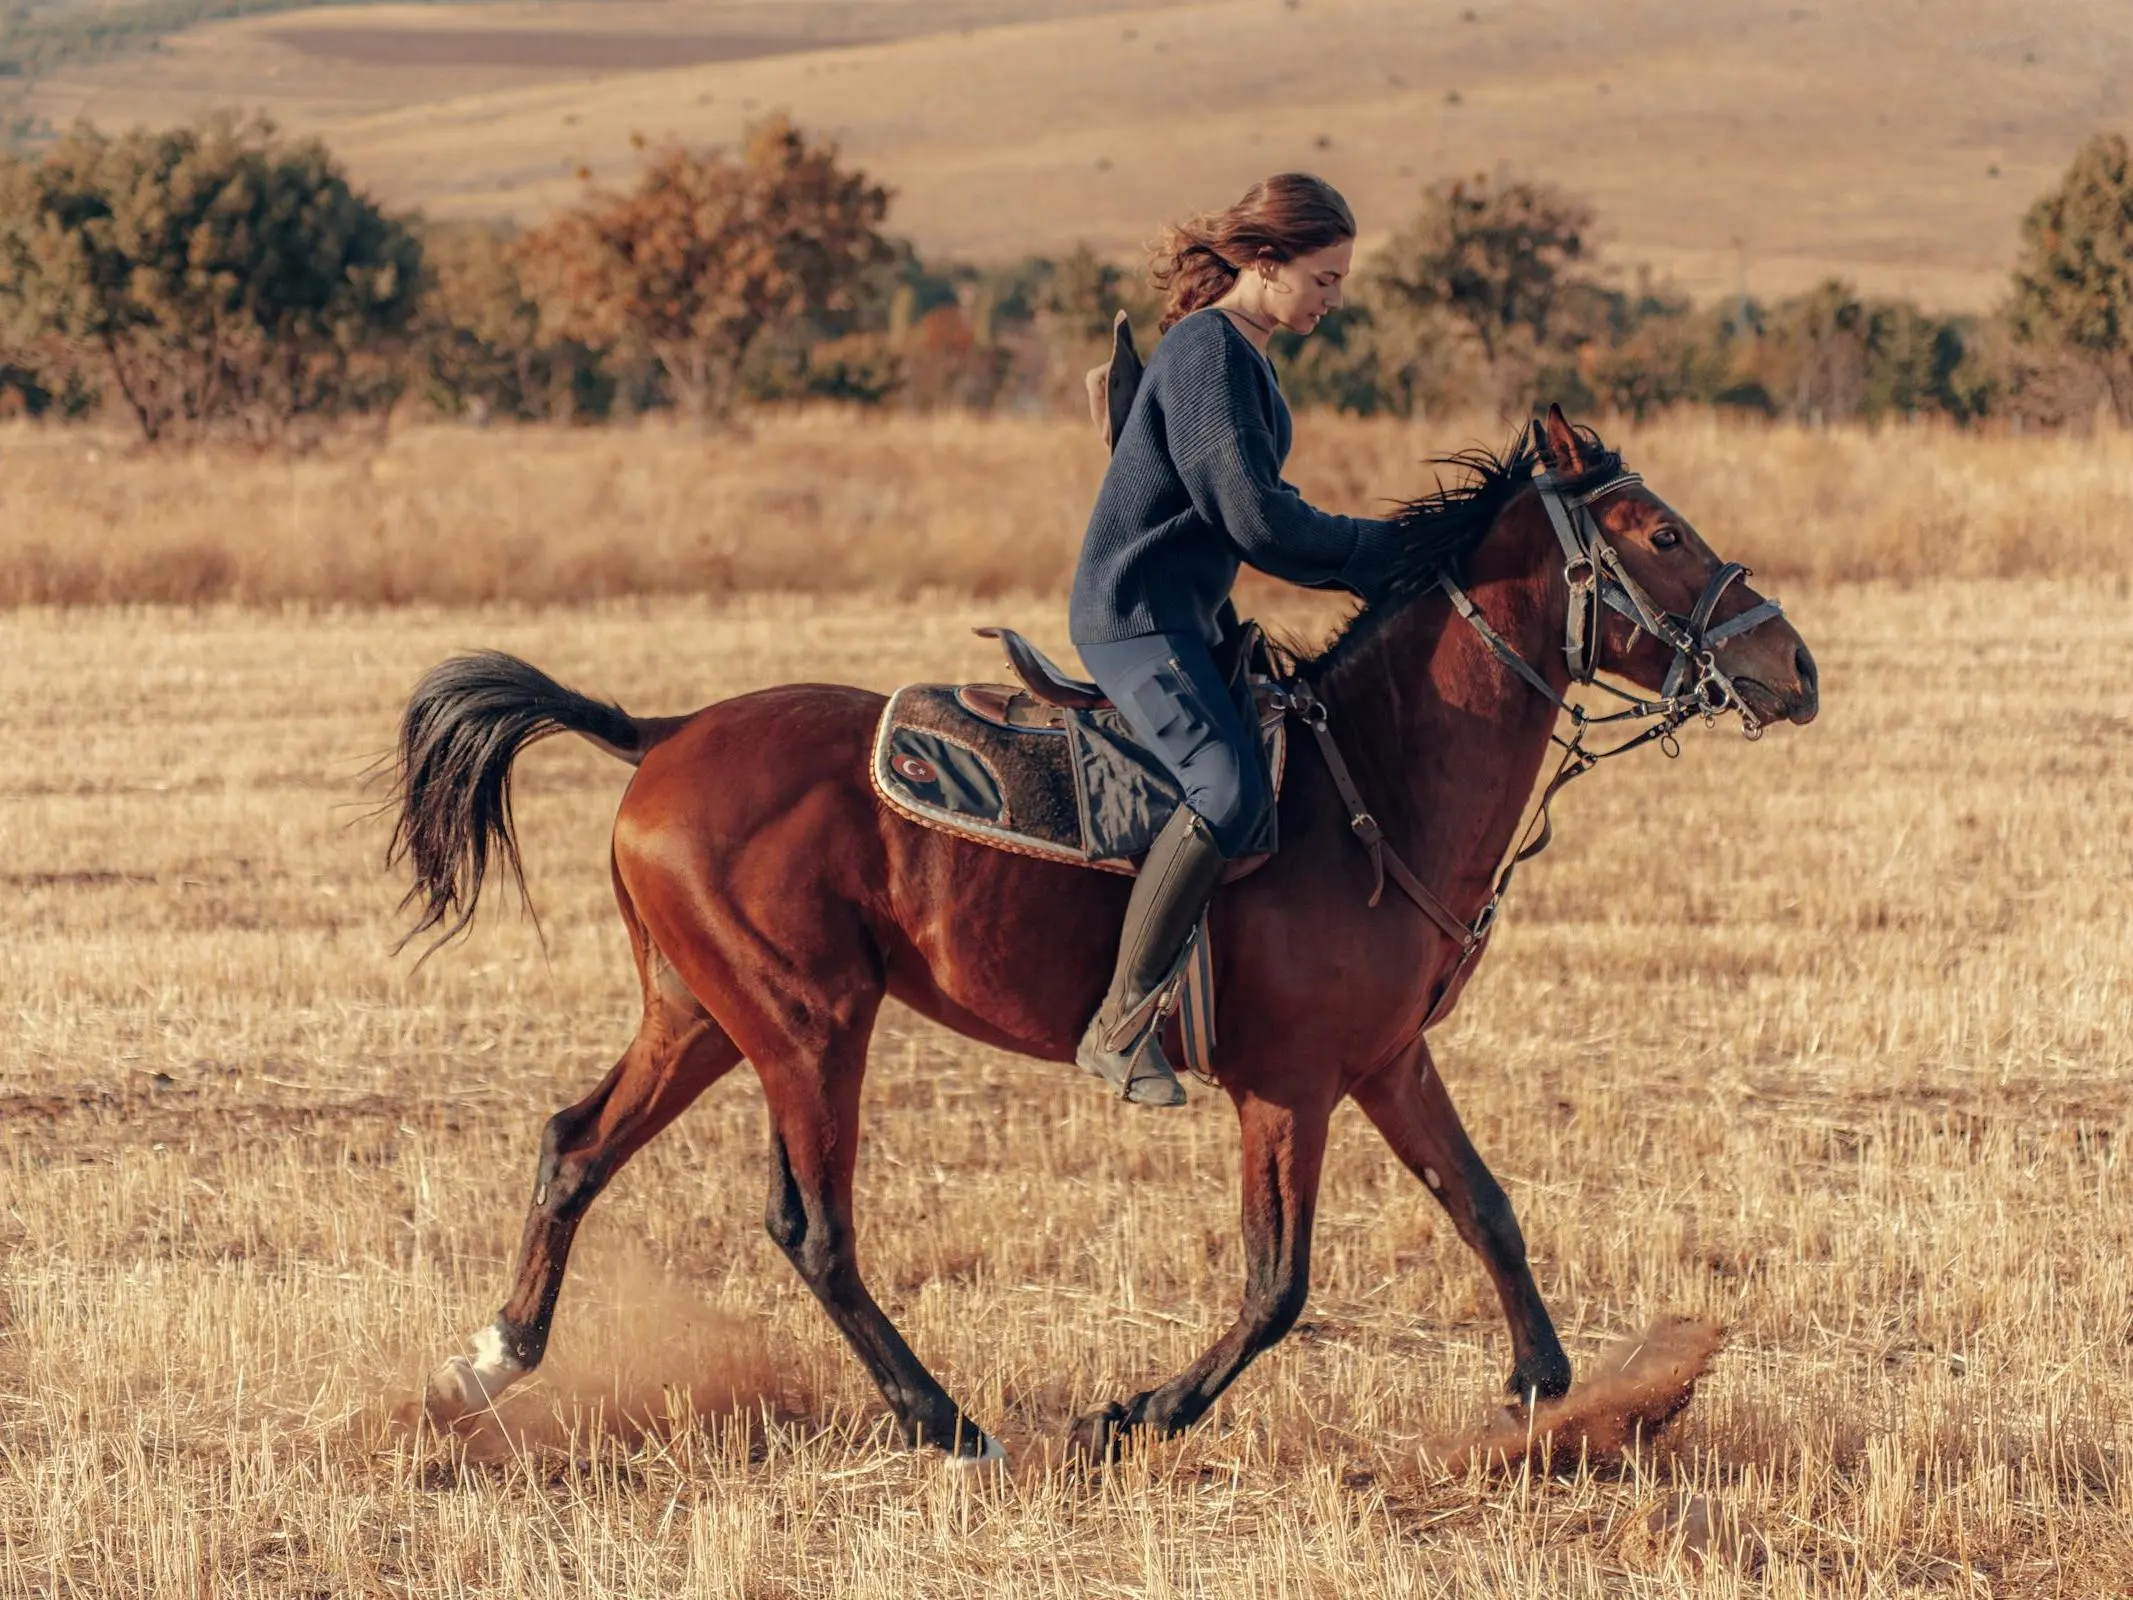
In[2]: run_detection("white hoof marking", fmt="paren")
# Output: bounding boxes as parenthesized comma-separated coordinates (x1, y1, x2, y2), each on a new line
(425, 1323, 526, 1420)
(942, 1433, 1008, 1471)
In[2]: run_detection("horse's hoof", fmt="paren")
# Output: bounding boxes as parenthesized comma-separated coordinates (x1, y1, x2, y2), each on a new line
(941, 1431, 1009, 1472)
(422, 1326, 524, 1424)
(1066, 1401, 1132, 1466)
(1504, 1356, 1573, 1408)
(423, 1355, 490, 1424)
(1510, 1356, 1578, 1408)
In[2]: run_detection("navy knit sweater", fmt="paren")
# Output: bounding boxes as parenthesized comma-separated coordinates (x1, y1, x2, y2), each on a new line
(1069, 308, 1405, 646)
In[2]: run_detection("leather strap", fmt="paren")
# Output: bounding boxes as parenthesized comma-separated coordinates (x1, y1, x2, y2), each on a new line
(1295, 692, 1480, 954)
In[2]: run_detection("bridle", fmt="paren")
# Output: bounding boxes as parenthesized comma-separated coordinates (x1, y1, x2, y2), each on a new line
(1284, 456, 1790, 1028)
(1442, 467, 1788, 754)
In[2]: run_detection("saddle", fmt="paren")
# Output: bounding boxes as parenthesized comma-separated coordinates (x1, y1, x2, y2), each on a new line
(869, 621, 1289, 876)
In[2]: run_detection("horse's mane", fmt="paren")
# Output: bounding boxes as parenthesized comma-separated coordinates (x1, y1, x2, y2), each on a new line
(1301, 420, 1625, 676)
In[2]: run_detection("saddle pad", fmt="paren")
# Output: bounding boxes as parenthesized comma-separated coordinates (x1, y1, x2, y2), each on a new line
(870, 683, 1286, 873)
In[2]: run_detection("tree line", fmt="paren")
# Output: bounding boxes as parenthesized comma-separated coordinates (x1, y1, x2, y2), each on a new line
(2, 111, 2132, 444)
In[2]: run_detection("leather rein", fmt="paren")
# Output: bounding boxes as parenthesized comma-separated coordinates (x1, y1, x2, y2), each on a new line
(1282, 466, 1788, 1008)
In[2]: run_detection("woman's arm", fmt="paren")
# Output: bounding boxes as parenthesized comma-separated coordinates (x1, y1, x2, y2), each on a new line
(1165, 322, 1401, 596)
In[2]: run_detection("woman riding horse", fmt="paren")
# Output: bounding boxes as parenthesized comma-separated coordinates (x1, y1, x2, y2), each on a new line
(395, 191, 1817, 1467)
(1073, 173, 1405, 1107)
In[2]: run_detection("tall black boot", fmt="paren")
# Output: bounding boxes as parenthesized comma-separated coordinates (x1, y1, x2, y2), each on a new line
(1075, 806, 1228, 1106)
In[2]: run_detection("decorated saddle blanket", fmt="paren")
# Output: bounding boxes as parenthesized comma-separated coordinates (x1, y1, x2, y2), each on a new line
(870, 681, 1288, 874)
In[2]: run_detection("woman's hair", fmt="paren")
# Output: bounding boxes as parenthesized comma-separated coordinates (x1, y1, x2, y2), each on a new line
(1149, 173, 1357, 331)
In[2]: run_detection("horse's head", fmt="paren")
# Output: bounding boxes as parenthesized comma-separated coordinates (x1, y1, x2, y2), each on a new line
(1532, 405, 1819, 729)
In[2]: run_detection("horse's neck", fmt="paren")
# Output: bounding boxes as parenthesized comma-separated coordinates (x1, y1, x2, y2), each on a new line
(1318, 497, 1570, 917)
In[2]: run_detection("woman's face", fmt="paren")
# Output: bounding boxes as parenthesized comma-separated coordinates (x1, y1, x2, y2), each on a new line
(1262, 238, 1355, 335)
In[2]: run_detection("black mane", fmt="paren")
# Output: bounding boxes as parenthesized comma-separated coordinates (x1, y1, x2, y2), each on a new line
(1304, 420, 1625, 675)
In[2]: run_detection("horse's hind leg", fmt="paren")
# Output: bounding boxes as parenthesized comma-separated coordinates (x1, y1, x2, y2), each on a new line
(1350, 1038, 1571, 1403)
(425, 954, 741, 1422)
(756, 1015, 1002, 1462)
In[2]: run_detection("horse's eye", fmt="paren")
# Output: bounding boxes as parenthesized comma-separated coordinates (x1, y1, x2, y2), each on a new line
(1651, 527, 1681, 550)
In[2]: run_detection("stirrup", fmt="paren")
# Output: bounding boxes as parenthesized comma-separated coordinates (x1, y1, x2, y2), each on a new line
(1075, 1010, 1186, 1107)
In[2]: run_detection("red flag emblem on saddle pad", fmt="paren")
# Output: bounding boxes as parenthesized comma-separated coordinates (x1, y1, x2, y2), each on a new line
(892, 753, 938, 784)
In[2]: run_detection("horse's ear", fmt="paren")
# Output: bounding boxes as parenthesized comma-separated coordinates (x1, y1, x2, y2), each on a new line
(1534, 403, 1586, 476)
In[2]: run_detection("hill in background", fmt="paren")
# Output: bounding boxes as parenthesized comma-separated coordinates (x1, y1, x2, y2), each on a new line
(22, 0, 2133, 308)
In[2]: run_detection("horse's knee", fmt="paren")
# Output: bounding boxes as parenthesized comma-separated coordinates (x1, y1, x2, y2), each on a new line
(765, 1156, 806, 1257)
(768, 1207, 849, 1290)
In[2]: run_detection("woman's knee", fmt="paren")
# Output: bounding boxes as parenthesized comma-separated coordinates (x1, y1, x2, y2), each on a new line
(1182, 742, 1271, 856)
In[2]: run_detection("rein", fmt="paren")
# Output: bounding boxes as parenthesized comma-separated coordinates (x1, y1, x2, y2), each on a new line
(1287, 465, 1788, 1024)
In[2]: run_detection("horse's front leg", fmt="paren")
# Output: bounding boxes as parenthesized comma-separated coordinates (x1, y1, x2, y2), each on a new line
(1351, 1037, 1571, 1403)
(1069, 1085, 1331, 1462)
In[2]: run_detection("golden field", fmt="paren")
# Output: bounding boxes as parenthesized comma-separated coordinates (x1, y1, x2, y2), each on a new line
(2, 545, 2130, 1589)
(7, 410, 2133, 608)
(24, 0, 2133, 306)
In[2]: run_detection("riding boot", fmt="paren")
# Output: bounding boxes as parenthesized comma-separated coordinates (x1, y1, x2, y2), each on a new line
(1075, 806, 1229, 1106)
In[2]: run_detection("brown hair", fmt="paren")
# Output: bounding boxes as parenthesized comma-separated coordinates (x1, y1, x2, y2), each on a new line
(1149, 173, 1357, 331)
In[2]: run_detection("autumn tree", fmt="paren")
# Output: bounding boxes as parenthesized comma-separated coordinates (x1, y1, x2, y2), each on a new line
(523, 117, 892, 424)
(0, 114, 420, 443)
(417, 222, 612, 423)
(1370, 172, 1594, 367)
(2009, 132, 2133, 424)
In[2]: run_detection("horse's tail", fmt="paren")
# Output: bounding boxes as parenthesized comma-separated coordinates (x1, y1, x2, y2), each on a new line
(383, 649, 681, 955)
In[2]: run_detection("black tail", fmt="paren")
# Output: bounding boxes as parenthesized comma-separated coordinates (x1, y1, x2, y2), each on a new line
(384, 650, 643, 955)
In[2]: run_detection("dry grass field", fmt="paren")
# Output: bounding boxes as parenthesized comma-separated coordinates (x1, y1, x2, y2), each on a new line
(8, 410, 2133, 608)
(24, 0, 2133, 306)
(2, 544, 2131, 1591)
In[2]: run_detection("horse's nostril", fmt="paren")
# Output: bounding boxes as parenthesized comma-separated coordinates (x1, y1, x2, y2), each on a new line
(1794, 645, 1818, 687)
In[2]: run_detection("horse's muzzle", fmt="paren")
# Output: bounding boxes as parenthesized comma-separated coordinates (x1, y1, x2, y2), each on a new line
(1735, 643, 1819, 727)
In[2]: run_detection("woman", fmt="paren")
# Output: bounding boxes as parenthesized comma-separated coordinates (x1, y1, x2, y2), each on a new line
(1071, 173, 1406, 1107)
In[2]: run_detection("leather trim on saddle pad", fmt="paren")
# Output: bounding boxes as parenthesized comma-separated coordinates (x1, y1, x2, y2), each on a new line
(873, 685, 1084, 863)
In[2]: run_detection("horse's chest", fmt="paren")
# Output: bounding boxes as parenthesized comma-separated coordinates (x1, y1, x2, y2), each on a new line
(1214, 902, 1443, 1068)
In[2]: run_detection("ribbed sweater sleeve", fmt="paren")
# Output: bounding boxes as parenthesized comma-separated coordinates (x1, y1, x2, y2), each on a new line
(1166, 317, 1403, 596)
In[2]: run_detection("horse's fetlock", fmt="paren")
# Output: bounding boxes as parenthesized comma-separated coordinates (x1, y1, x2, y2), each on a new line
(494, 1314, 548, 1372)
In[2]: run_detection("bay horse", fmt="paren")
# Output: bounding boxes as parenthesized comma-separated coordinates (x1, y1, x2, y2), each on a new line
(391, 407, 1818, 1464)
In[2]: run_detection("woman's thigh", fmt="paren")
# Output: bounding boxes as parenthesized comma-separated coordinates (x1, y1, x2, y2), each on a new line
(1078, 632, 1269, 856)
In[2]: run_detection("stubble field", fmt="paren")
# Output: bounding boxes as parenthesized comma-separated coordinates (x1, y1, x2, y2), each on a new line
(3, 488, 2131, 1590)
